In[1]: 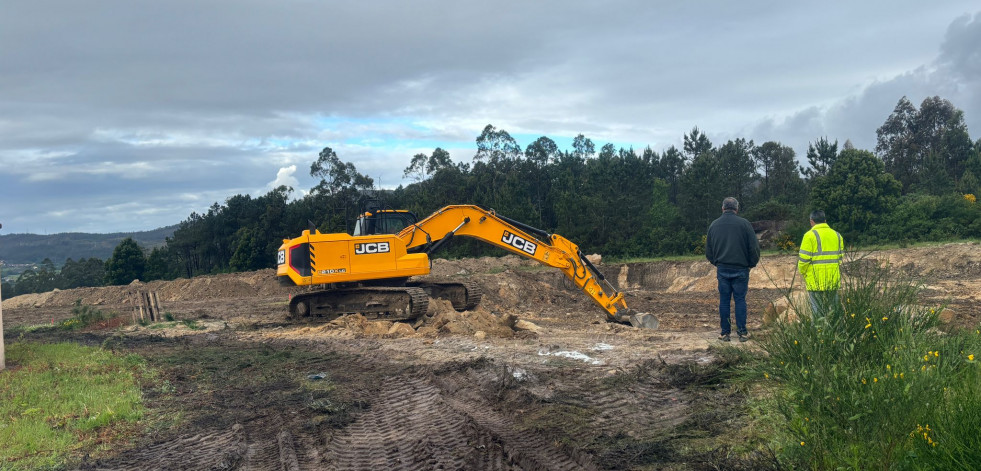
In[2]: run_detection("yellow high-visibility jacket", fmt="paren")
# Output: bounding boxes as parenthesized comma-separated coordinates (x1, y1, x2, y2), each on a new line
(798, 223, 843, 291)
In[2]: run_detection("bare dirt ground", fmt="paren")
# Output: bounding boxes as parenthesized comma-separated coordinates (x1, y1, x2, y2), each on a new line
(3, 242, 980, 470)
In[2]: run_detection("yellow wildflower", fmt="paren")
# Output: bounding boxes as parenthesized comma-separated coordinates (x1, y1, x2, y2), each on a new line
(882, 316, 888, 322)
(864, 317, 872, 329)
(873, 377, 878, 383)
(969, 354, 975, 361)
(886, 364, 891, 370)
(800, 441, 805, 446)
(862, 378, 867, 384)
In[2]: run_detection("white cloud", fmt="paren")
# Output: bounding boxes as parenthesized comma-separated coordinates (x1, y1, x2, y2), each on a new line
(265, 165, 303, 196)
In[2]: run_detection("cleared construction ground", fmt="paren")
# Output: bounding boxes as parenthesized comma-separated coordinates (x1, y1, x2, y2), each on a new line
(4, 242, 980, 470)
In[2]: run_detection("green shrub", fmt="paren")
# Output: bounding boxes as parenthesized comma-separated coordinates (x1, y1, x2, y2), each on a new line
(749, 260, 981, 470)
(58, 300, 109, 330)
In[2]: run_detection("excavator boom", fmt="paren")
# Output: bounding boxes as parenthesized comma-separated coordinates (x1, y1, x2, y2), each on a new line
(398, 205, 657, 328)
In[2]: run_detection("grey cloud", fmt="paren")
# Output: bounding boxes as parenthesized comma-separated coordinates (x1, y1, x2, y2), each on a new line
(745, 11, 981, 163)
(2, 1, 980, 233)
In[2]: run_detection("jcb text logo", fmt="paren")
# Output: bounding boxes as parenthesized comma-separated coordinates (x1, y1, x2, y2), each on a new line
(355, 242, 390, 254)
(502, 231, 537, 256)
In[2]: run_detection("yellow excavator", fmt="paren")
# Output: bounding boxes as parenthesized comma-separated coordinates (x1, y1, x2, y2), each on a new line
(276, 204, 658, 329)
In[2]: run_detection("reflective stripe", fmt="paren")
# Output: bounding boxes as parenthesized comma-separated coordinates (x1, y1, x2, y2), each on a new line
(811, 259, 840, 265)
(798, 257, 811, 264)
(809, 228, 843, 257)
(799, 249, 815, 256)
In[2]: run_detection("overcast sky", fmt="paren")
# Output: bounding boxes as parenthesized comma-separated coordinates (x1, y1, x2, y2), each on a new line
(2, 1, 979, 235)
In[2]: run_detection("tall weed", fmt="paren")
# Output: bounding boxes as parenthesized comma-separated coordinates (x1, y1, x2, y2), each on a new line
(750, 259, 981, 470)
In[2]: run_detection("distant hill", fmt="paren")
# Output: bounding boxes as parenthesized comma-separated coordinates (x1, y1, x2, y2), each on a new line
(0, 225, 177, 266)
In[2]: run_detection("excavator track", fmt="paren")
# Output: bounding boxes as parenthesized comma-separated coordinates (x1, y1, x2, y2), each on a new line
(410, 279, 483, 311)
(288, 286, 429, 322)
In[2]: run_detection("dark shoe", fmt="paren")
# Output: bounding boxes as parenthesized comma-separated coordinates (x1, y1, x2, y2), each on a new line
(718, 334, 731, 342)
(738, 333, 750, 342)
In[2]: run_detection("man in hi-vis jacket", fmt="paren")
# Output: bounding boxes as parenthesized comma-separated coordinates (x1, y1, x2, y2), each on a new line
(798, 210, 844, 317)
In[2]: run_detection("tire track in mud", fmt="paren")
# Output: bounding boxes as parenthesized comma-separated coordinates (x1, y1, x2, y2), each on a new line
(82, 424, 249, 470)
(565, 381, 690, 438)
(322, 375, 594, 471)
(81, 417, 328, 470)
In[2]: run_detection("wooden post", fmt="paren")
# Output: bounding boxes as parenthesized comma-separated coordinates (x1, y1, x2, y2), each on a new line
(141, 292, 149, 322)
(135, 291, 161, 323)
(151, 292, 161, 319)
(1, 262, 5, 371)
(146, 291, 157, 322)
(1, 221, 5, 371)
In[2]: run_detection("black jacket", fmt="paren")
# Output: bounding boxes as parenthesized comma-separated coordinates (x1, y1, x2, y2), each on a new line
(705, 211, 760, 269)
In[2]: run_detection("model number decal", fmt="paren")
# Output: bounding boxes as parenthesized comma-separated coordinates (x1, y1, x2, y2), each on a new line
(319, 268, 347, 275)
(502, 231, 537, 256)
(354, 242, 391, 254)
(277, 250, 286, 265)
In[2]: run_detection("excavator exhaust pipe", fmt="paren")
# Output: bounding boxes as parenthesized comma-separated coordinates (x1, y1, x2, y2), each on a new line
(614, 309, 659, 330)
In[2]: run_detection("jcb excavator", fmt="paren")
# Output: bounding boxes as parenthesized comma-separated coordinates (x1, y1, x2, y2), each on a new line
(276, 204, 658, 329)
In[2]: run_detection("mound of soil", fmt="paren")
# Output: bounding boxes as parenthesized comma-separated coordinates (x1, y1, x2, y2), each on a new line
(415, 300, 518, 338)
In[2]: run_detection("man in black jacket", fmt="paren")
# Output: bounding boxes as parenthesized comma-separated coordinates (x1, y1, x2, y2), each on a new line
(705, 197, 760, 342)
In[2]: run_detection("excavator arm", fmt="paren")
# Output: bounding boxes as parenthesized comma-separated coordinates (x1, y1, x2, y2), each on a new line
(397, 205, 658, 329)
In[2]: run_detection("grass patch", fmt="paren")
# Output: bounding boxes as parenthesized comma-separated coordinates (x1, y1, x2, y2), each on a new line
(0, 342, 151, 470)
(743, 261, 981, 469)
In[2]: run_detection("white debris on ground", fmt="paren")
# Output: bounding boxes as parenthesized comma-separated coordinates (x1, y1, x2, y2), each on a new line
(538, 349, 604, 365)
(509, 366, 528, 380)
(591, 343, 614, 351)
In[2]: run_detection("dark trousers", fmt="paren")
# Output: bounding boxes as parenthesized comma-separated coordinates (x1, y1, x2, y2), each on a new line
(808, 290, 840, 318)
(717, 266, 749, 335)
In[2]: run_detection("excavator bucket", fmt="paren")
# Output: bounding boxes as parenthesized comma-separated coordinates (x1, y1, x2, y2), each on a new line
(627, 312, 659, 330)
(614, 309, 659, 330)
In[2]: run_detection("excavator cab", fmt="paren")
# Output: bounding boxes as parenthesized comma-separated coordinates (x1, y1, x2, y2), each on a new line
(352, 209, 418, 236)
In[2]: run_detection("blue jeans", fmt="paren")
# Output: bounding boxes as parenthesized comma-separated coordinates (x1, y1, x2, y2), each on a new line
(717, 266, 749, 335)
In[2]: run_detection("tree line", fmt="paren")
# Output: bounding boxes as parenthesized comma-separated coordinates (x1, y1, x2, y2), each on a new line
(4, 95, 979, 298)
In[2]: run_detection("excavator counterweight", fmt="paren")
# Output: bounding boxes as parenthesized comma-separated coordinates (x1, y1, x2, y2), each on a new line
(276, 204, 657, 329)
